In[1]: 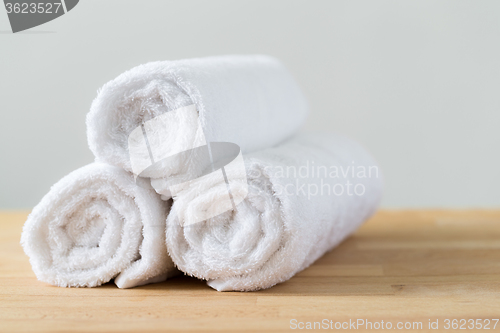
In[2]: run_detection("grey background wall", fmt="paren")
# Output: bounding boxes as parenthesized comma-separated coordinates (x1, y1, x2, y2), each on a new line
(1, 0, 499, 209)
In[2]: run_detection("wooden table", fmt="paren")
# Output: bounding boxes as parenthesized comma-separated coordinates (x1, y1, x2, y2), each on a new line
(1, 211, 499, 332)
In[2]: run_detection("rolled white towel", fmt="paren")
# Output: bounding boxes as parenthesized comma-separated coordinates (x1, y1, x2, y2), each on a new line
(166, 133, 383, 291)
(86, 55, 308, 176)
(21, 163, 176, 288)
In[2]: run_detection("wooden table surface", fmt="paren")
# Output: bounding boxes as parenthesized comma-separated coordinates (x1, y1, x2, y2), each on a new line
(1, 210, 499, 332)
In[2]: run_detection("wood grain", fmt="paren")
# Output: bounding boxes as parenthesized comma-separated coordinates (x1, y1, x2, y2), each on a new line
(1, 210, 499, 332)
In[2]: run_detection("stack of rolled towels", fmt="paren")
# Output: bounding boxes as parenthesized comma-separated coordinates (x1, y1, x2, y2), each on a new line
(21, 55, 383, 291)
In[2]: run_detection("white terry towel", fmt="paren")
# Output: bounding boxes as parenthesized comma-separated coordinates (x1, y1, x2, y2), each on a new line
(166, 133, 383, 291)
(86, 55, 308, 175)
(21, 163, 176, 289)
